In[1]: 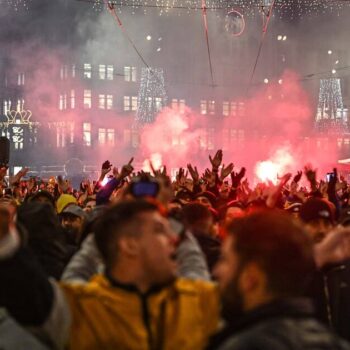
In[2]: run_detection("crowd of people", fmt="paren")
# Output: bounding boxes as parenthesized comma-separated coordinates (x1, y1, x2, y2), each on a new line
(1, 149, 350, 349)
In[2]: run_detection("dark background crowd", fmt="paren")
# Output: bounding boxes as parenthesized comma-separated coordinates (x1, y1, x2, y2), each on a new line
(1, 150, 350, 349)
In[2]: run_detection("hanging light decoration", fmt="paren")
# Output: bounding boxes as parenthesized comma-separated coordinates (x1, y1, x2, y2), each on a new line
(90, 0, 350, 18)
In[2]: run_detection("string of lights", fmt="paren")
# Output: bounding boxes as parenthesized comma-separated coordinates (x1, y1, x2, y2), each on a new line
(75, 0, 350, 18)
(0, 0, 29, 11)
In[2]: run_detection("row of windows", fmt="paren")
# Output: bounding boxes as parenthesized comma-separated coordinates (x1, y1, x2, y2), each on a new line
(59, 64, 137, 82)
(2, 96, 244, 117)
(58, 92, 245, 116)
(56, 122, 245, 150)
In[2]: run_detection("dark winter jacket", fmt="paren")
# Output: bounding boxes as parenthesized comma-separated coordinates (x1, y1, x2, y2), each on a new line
(207, 298, 350, 350)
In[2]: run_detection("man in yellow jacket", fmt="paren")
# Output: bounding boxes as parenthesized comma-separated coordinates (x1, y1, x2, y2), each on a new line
(0, 200, 219, 350)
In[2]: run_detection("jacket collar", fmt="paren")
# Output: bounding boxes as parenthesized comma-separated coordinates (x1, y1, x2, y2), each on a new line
(105, 270, 171, 297)
(207, 298, 315, 350)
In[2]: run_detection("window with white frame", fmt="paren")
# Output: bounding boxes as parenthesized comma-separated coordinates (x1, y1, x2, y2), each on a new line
(106, 95, 113, 110)
(83, 123, 91, 146)
(84, 63, 92, 79)
(200, 100, 207, 115)
(84, 90, 92, 109)
(98, 94, 106, 109)
(155, 97, 162, 111)
(107, 128, 115, 146)
(124, 66, 137, 82)
(238, 102, 245, 116)
(223, 101, 230, 116)
(123, 96, 131, 111)
(72, 64, 76, 78)
(131, 96, 138, 111)
(98, 128, 106, 144)
(69, 122, 74, 144)
(60, 66, 68, 80)
(231, 102, 238, 116)
(17, 73, 25, 86)
(59, 93, 67, 110)
(99, 65, 106, 80)
(98, 94, 113, 110)
(57, 127, 65, 148)
(70, 90, 75, 109)
(208, 100, 215, 115)
(171, 99, 186, 113)
(107, 65, 114, 80)
(124, 96, 138, 111)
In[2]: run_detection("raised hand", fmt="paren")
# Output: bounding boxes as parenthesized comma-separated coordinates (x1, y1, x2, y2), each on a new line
(10, 167, 29, 186)
(101, 160, 112, 178)
(293, 171, 302, 184)
(187, 163, 199, 183)
(231, 167, 246, 188)
(57, 175, 70, 194)
(304, 164, 317, 183)
(209, 149, 223, 170)
(118, 158, 134, 180)
(220, 163, 234, 181)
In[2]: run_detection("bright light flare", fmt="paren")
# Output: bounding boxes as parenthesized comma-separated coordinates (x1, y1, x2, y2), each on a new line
(255, 161, 279, 183)
(255, 147, 295, 184)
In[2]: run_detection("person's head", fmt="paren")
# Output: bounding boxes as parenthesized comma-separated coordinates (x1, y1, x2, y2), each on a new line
(195, 191, 216, 208)
(222, 201, 244, 226)
(214, 210, 315, 322)
(299, 198, 335, 243)
(182, 203, 215, 236)
(29, 190, 55, 209)
(61, 205, 87, 244)
(94, 200, 177, 291)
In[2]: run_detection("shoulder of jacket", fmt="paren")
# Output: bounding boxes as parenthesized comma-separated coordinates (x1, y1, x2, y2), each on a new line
(175, 278, 217, 294)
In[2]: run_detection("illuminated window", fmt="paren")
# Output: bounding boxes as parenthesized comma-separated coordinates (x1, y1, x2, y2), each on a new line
(70, 90, 75, 109)
(155, 97, 162, 111)
(124, 96, 138, 111)
(200, 100, 207, 115)
(231, 102, 237, 116)
(69, 122, 74, 143)
(172, 99, 186, 113)
(98, 94, 106, 109)
(60, 66, 68, 80)
(16, 99, 24, 112)
(124, 96, 131, 111)
(238, 102, 245, 116)
(83, 123, 91, 146)
(124, 66, 137, 82)
(107, 95, 113, 110)
(72, 64, 76, 78)
(17, 73, 25, 86)
(84, 63, 92, 79)
(223, 101, 230, 116)
(57, 127, 65, 148)
(107, 128, 115, 146)
(107, 65, 114, 80)
(99, 65, 106, 80)
(59, 93, 67, 110)
(98, 128, 106, 144)
(208, 100, 215, 115)
(3, 100, 11, 115)
(84, 90, 92, 109)
(98, 94, 113, 110)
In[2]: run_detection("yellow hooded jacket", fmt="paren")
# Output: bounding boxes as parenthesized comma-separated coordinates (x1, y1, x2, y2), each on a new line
(61, 274, 220, 350)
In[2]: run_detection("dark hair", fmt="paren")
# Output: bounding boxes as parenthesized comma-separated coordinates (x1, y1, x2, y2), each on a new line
(182, 203, 213, 226)
(94, 200, 158, 266)
(227, 210, 315, 297)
